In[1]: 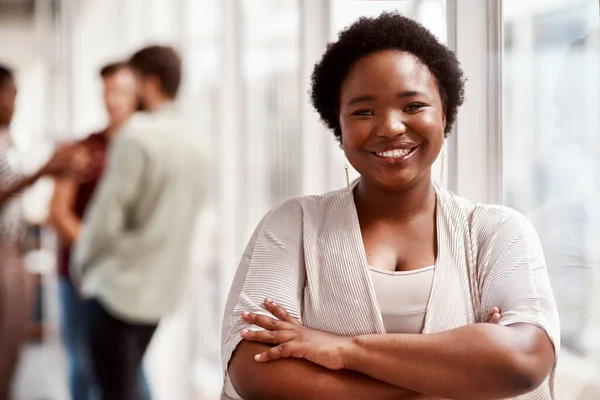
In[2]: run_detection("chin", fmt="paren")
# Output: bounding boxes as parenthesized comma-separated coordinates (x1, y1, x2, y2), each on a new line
(366, 170, 430, 193)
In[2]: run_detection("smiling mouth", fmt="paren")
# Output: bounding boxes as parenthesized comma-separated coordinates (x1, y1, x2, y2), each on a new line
(372, 147, 418, 159)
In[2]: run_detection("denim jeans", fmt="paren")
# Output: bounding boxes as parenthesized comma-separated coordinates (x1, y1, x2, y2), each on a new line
(59, 278, 152, 400)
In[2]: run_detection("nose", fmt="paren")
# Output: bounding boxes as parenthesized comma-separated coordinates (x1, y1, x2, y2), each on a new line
(377, 111, 407, 138)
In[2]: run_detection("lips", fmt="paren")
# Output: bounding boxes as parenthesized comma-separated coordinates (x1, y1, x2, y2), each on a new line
(367, 145, 420, 166)
(375, 148, 414, 158)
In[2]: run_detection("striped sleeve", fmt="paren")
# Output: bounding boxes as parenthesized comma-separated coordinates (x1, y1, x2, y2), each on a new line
(0, 141, 24, 241)
(477, 207, 561, 360)
(220, 198, 306, 399)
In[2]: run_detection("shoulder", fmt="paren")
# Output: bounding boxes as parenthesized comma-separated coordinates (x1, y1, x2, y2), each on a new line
(437, 186, 539, 249)
(258, 187, 349, 231)
(471, 205, 540, 255)
(118, 113, 148, 140)
(471, 203, 530, 231)
(126, 109, 188, 132)
(109, 130, 148, 162)
(78, 131, 106, 146)
(437, 185, 530, 230)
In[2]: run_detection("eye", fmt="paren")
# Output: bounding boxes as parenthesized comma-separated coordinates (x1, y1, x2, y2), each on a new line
(404, 103, 426, 112)
(351, 109, 374, 117)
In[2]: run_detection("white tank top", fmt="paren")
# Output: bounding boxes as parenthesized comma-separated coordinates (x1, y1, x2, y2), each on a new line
(368, 265, 435, 334)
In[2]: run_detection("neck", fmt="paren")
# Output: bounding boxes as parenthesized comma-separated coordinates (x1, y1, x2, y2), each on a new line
(145, 93, 173, 112)
(354, 175, 436, 221)
(105, 121, 125, 140)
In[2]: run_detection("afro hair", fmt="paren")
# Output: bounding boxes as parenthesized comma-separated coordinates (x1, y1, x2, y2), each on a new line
(310, 12, 465, 143)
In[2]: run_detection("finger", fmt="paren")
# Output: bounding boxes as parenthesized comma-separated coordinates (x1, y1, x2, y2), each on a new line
(264, 298, 301, 326)
(486, 307, 502, 323)
(254, 343, 296, 363)
(489, 313, 502, 324)
(241, 328, 294, 345)
(241, 311, 291, 331)
(485, 307, 501, 323)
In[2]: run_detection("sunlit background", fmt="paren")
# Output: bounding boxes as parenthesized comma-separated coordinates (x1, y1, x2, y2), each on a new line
(0, 0, 599, 399)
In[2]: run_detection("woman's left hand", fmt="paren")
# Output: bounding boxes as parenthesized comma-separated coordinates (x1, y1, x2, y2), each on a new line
(241, 298, 351, 370)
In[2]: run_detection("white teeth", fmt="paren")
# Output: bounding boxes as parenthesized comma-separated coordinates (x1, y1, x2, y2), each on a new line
(376, 148, 412, 158)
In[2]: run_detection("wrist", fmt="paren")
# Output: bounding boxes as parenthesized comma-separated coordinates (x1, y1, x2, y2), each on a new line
(28, 169, 43, 184)
(35, 165, 48, 179)
(340, 335, 362, 370)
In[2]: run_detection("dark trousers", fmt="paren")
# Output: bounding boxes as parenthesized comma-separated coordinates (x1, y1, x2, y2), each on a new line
(85, 299, 157, 400)
(61, 279, 152, 400)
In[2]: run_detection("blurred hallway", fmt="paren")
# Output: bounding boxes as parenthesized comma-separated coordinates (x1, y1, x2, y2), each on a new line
(13, 342, 68, 400)
(1, 0, 599, 399)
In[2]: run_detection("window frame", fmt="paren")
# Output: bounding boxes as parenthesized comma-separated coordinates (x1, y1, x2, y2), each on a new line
(446, 0, 503, 204)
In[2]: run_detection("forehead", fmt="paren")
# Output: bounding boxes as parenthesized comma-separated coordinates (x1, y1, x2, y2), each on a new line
(340, 50, 438, 99)
(104, 69, 136, 87)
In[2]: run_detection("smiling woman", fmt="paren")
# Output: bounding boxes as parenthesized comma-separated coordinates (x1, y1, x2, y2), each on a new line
(221, 12, 559, 400)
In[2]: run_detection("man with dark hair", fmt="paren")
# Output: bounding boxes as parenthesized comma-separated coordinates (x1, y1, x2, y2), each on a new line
(0, 64, 88, 399)
(72, 46, 205, 400)
(99, 61, 128, 79)
(49, 62, 151, 400)
(128, 45, 182, 101)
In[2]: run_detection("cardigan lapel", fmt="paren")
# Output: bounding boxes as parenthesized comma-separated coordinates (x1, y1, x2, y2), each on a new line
(422, 184, 479, 333)
(302, 182, 386, 336)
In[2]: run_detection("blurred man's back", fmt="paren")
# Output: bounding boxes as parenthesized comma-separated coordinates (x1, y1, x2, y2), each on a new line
(72, 45, 204, 400)
(77, 104, 205, 320)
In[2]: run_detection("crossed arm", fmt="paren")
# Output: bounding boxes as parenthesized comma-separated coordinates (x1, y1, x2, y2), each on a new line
(229, 302, 552, 400)
(230, 341, 428, 400)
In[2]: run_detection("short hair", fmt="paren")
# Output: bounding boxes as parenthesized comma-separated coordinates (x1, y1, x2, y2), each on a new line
(128, 45, 182, 98)
(99, 61, 128, 78)
(0, 64, 14, 88)
(311, 12, 466, 143)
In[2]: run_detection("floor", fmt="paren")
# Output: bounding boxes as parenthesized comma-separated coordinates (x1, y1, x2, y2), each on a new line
(13, 341, 68, 400)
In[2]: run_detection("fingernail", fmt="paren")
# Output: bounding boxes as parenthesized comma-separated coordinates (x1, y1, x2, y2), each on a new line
(266, 298, 273, 304)
(242, 311, 250, 317)
(241, 329, 249, 335)
(254, 354, 261, 361)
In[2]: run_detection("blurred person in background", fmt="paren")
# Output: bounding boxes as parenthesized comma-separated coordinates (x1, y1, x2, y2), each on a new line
(71, 45, 205, 400)
(0, 64, 89, 400)
(49, 62, 152, 400)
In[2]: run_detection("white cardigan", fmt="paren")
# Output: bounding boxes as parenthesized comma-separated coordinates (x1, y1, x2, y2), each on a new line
(221, 182, 560, 399)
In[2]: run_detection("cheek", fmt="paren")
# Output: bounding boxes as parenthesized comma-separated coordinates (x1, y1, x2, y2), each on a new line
(413, 112, 445, 145)
(412, 107, 444, 129)
(128, 94, 139, 110)
(340, 118, 374, 147)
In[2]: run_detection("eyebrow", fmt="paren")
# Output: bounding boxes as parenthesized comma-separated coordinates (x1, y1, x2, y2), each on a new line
(345, 91, 424, 106)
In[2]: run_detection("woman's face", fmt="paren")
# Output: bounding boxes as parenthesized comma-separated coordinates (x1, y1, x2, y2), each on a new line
(103, 68, 138, 126)
(339, 50, 446, 192)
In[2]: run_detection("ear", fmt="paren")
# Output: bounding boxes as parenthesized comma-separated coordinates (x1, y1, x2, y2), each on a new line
(147, 75, 162, 93)
(441, 104, 447, 131)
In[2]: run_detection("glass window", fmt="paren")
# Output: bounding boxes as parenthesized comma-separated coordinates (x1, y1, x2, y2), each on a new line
(502, 1, 600, 398)
(241, 0, 302, 236)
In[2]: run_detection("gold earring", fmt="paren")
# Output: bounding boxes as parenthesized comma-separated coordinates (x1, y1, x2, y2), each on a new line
(344, 156, 351, 192)
(439, 146, 445, 183)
